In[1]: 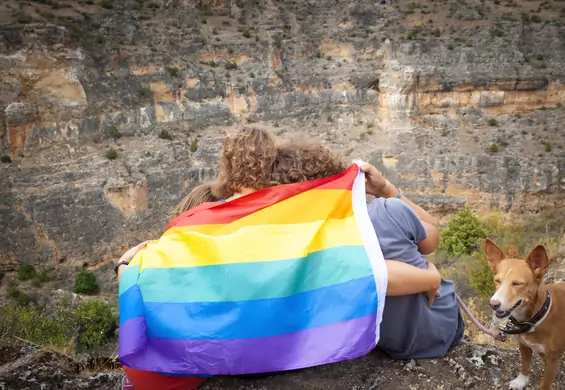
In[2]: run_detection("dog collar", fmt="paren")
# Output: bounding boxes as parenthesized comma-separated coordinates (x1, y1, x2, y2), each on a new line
(500, 291, 552, 335)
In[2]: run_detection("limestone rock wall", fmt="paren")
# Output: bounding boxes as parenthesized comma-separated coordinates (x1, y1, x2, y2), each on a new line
(1, 0, 565, 274)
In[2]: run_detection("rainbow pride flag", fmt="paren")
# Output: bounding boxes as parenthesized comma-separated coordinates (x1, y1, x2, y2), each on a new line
(118, 163, 387, 375)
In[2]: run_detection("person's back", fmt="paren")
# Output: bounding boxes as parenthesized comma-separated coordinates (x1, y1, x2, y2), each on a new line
(368, 198, 464, 359)
(271, 139, 463, 359)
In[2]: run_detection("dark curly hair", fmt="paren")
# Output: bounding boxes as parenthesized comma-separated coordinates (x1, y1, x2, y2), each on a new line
(272, 138, 347, 184)
(170, 182, 218, 218)
(212, 126, 277, 199)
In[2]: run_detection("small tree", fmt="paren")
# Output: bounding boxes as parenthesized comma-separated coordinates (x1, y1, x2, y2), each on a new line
(468, 250, 496, 302)
(439, 206, 486, 256)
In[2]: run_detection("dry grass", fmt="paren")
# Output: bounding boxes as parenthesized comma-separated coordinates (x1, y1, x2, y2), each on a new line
(462, 297, 518, 350)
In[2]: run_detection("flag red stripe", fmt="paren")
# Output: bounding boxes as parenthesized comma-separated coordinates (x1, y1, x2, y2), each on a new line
(168, 164, 358, 228)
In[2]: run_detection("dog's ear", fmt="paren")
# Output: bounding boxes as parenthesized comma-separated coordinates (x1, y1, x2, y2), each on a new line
(485, 238, 505, 272)
(526, 245, 549, 279)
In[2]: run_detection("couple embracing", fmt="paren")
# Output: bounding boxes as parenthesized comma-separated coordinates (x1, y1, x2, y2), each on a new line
(115, 126, 463, 390)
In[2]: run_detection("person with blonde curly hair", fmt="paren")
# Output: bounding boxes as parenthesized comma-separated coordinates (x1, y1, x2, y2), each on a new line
(212, 126, 277, 200)
(116, 127, 278, 390)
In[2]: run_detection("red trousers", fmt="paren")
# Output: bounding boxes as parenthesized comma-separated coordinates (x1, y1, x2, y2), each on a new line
(123, 366, 207, 390)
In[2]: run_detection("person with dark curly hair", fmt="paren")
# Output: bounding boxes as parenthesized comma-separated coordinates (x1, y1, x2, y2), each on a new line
(271, 138, 464, 360)
(271, 137, 348, 185)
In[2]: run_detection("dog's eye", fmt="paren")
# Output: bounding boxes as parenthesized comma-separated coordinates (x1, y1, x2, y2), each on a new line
(494, 278, 501, 284)
(511, 281, 523, 286)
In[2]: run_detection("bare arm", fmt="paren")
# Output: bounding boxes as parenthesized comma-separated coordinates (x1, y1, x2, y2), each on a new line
(116, 241, 151, 284)
(416, 221, 440, 255)
(386, 184, 441, 254)
(386, 259, 441, 296)
(381, 181, 439, 227)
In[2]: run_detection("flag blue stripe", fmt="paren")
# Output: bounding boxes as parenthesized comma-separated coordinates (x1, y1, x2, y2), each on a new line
(120, 275, 378, 339)
(119, 285, 144, 325)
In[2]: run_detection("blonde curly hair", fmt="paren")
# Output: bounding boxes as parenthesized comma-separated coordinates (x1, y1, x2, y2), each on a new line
(212, 126, 277, 199)
(272, 138, 347, 184)
(170, 182, 218, 218)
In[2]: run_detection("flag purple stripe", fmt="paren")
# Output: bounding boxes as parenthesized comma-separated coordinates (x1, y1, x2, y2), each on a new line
(119, 316, 147, 357)
(119, 313, 377, 375)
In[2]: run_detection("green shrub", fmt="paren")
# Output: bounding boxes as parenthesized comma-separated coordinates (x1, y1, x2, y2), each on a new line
(18, 264, 37, 281)
(100, 0, 114, 9)
(439, 206, 487, 256)
(0, 304, 74, 349)
(75, 300, 118, 349)
(1, 155, 11, 163)
(225, 61, 238, 70)
(249, 71, 255, 78)
(487, 118, 498, 126)
(7, 287, 36, 307)
(74, 272, 99, 295)
(406, 30, 417, 40)
(108, 125, 122, 138)
(105, 148, 118, 160)
(189, 139, 198, 153)
(545, 141, 552, 152)
(31, 271, 51, 287)
(0, 300, 117, 352)
(490, 143, 499, 153)
(158, 129, 172, 140)
(167, 67, 180, 77)
(139, 86, 152, 98)
(272, 33, 283, 47)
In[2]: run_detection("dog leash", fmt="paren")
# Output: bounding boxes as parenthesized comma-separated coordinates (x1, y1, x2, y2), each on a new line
(456, 294, 507, 342)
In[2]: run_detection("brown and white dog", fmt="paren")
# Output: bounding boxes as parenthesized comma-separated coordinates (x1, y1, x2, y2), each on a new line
(485, 238, 565, 390)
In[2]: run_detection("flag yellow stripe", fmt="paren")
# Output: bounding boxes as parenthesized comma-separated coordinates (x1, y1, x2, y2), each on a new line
(136, 215, 362, 269)
(163, 189, 353, 236)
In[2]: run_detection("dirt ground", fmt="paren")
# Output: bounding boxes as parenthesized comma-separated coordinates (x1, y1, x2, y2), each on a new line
(2, 341, 565, 390)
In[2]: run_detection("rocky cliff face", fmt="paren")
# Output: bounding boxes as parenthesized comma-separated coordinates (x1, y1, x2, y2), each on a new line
(1, 0, 565, 273)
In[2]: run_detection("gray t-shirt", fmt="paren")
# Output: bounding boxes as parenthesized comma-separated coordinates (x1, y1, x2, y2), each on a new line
(368, 198, 464, 359)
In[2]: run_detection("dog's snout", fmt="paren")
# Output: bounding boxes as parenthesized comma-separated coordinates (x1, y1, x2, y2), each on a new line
(490, 300, 501, 310)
